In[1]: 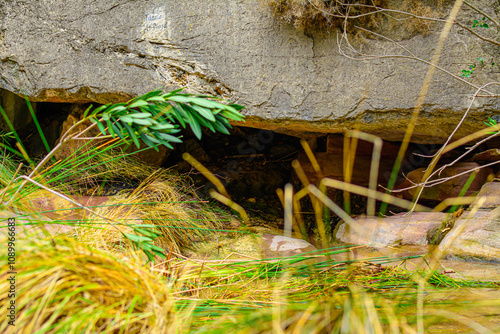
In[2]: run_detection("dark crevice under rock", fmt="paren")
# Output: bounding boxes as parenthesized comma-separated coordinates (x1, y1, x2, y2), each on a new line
(3, 98, 500, 228)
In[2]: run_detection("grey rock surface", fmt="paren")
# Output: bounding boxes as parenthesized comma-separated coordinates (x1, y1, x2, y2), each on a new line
(0, 0, 499, 142)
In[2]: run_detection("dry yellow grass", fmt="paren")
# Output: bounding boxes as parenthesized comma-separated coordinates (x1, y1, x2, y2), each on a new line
(0, 237, 175, 334)
(12, 148, 231, 255)
(75, 170, 228, 253)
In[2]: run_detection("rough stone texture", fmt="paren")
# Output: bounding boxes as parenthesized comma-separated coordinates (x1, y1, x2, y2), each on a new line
(470, 181, 500, 209)
(336, 212, 447, 247)
(439, 207, 500, 262)
(395, 162, 493, 201)
(0, 210, 72, 238)
(1, 0, 499, 143)
(54, 111, 101, 161)
(187, 232, 318, 260)
(0, 194, 111, 239)
(18, 189, 110, 221)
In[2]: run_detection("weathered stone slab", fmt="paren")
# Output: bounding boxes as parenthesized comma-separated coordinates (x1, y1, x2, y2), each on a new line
(439, 207, 500, 262)
(336, 212, 447, 247)
(0, 0, 499, 143)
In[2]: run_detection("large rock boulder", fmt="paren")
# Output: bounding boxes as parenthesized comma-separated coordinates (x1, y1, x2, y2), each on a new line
(0, 0, 499, 143)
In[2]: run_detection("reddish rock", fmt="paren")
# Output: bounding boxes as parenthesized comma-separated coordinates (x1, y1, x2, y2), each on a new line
(54, 111, 103, 162)
(472, 149, 500, 163)
(396, 162, 493, 201)
(20, 190, 110, 221)
(0, 210, 75, 238)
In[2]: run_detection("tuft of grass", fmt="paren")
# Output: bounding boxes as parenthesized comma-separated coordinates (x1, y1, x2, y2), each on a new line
(0, 153, 18, 187)
(189, 286, 500, 334)
(75, 170, 230, 253)
(0, 237, 175, 334)
(4, 135, 232, 255)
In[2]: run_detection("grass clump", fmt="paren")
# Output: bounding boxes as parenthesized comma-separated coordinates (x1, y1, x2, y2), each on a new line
(0, 237, 175, 334)
(11, 147, 231, 254)
(75, 168, 229, 253)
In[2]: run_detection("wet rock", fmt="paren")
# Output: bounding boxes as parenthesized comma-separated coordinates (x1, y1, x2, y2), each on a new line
(336, 212, 447, 247)
(438, 207, 500, 262)
(396, 163, 492, 201)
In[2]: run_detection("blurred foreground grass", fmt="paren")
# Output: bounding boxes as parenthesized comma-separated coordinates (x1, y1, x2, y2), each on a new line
(1, 227, 499, 333)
